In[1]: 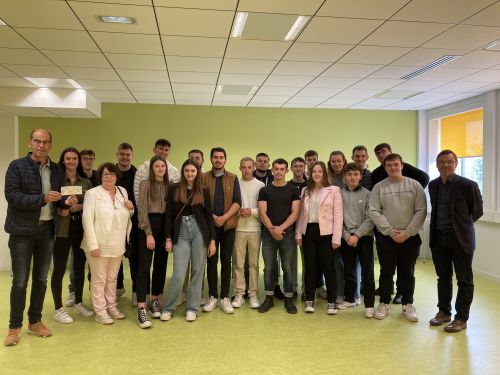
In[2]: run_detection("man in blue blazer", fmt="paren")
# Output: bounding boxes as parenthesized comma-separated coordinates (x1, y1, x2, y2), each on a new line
(428, 150, 483, 333)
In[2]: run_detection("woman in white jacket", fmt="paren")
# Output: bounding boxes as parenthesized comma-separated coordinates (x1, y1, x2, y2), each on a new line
(296, 161, 343, 315)
(82, 162, 134, 324)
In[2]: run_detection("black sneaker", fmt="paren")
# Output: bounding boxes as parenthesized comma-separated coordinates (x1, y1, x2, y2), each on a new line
(149, 299, 161, 318)
(138, 307, 152, 329)
(274, 285, 285, 300)
(392, 293, 403, 304)
(284, 297, 297, 314)
(258, 296, 274, 313)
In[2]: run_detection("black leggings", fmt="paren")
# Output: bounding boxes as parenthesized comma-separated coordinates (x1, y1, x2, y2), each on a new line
(51, 221, 87, 309)
(136, 214, 168, 303)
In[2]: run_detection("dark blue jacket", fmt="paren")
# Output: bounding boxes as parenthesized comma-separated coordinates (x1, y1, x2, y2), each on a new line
(4, 153, 65, 235)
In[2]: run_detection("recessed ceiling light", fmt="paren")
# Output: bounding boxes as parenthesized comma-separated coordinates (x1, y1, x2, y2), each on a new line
(400, 55, 461, 80)
(284, 16, 310, 41)
(231, 12, 248, 38)
(0, 18, 7, 26)
(25, 77, 84, 89)
(97, 15, 136, 24)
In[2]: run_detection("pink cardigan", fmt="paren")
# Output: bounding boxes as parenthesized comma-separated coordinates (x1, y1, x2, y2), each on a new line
(295, 186, 343, 245)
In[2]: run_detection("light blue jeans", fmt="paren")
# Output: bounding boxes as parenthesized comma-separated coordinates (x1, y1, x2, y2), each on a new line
(163, 216, 206, 314)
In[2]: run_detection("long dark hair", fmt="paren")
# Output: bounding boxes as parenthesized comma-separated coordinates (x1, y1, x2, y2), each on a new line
(58, 147, 85, 178)
(304, 161, 329, 197)
(148, 155, 169, 201)
(175, 159, 204, 206)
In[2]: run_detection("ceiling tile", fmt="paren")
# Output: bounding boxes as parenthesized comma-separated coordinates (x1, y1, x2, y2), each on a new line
(257, 86, 302, 96)
(93, 32, 163, 54)
(339, 46, 412, 64)
(117, 69, 170, 82)
(63, 67, 121, 80)
(361, 21, 452, 47)
(368, 65, 417, 79)
(392, 47, 470, 67)
(335, 88, 383, 98)
(138, 98, 175, 104)
(156, 7, 233, 37)
(100, 97, 136, 103)
(44, 50, 111, 68)
(317, 0, 409, 19)
(247, 102, 283, 107)
(0, 28, 33, 48)
(444, 50, 500, 69)
(218, 73, 268, 85)
(238, 0, 324, 14)
(0, 76, 36, 88)
(350, 78, 402, 90)
(78, 80, 128, 90)
(392, 0, 496, 23)
(4, 64, 69, 78)
(172, 83, 215, 94)
(460, 69, 500, 83)
(16, 28, 99, 52)
(322, 63, 383, 77)
(431, 81, 491, 92)
(162, 36, 227, 57)
(0, 0, 84, 29)
(355, 97, 401, 107)
(308, 76, 360, 88)
(72, 0, 152, 4)
(250, 95, 290, 104)
(284, 42, 353, 62)
(391, 79, 447, 91)
(132, 91, 173, 100)
(463, 2, 500, 27)
(412, 67, 481, 81)
(0, 48, 53, 65)
(126, 81, 172, 91)
(169, 71, 218, 84)
(0, 66, 15, 77)
(264, 75, 313, 87)
(225, 39, 292, 59)
(153, 0, 237, 11)
(166, 56, 222, 72)
(69, 1, 158, 34)
(298, 17, 383, 44)
(106, 53, 166, 70)
(273, 61, 330, 76)
(422, 25, 500, 49)
(298, 87, 342, 96)
(317, 97, 363, 107)
(221, 59, 277, 74)
(89, 90, 134, 99)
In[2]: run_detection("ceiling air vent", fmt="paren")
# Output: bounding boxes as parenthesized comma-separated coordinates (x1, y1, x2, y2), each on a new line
(400, 55, 461, 80)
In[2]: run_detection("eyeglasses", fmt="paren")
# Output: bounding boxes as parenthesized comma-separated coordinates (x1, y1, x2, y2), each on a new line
(82, 157, 95, 161)
(102, 172, 116, 178)
(31, 139, 51, 146)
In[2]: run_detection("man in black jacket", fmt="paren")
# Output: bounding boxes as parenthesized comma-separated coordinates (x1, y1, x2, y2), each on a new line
(428, 150, 483, 333)
(4, 129, 75, 346)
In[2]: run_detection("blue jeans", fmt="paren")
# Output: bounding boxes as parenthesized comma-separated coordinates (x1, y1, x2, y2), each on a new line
(163, 216, 206, 314)
(8, 221, 55, 328)
(262, 229, 295, 297)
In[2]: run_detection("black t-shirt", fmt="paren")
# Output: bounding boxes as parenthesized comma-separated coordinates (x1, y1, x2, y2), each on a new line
(258, 183, 300, 226)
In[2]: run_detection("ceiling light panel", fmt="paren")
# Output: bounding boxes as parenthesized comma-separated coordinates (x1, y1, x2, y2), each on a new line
(97, 16, 135, 24)
(156, 7, 234, 37)
(0, 18, 7, 26)
(237, 13, 305, 41)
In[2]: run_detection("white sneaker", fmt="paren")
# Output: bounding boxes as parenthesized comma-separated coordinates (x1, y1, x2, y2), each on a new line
(219, 297, 234, 314)
(365, 307, 375, 318)
(107, 307, 125, 320)
(231, 294, 244, 308)
(337, 301, 356, 310)
(160, 311, 172, 321)
(375, 303, 390, 320)
(355, 298, 361, 306)
(131, 292, 137, 307)
(185, 310, 197, 322)
(74, 302, 94, 317)
(202, 296, 218, 312)
(327, 302, 338, 315)
(316, 287, 327, 299)
(116, 288, 125, 299)
(65, 292, 75, 307)
(403, 303, 419, 322)
(53, 308, 73, 324)
(305, 301, 315, 313)
(95, 312, 114, 325)
(249, 295, 260, 309)
(138, 307, 152, 329)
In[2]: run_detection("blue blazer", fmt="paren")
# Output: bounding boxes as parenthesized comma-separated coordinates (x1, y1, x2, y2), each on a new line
(428, 174, 483, 254)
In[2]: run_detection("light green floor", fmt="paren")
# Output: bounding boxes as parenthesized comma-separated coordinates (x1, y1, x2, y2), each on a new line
(1, 260, 499, 375)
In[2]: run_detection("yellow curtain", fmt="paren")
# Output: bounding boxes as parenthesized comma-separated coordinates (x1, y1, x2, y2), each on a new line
(440, 108, 483, 157)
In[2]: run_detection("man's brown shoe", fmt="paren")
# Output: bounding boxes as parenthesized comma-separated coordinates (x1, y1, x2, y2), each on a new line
(27, 321, 52, 338)
(429, 311, 452, 326)
(4, 328, 21, 346)
(444, 319, 467, 333)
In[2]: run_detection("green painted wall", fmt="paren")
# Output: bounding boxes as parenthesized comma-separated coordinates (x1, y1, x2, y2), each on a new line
(19, 103, 417, 174)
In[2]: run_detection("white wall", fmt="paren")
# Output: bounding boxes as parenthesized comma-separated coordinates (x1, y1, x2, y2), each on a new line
(0, 115, 17, 271)
(475, 221, 500, 281)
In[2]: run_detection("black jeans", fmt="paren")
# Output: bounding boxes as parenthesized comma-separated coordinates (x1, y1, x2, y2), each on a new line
(207, 227, 235, 299)
(431, 231, 474, 321)
(8, 221, 55, 329)
(136, 214, 168, 303)
(302, 223, 337, 303)
(376, 233, 420, 305)
(340, 236, 375, 307)
(51, 220, 87, 309)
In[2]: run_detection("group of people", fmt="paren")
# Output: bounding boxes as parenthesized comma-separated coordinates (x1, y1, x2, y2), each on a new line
(3, 128, 483, 346)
